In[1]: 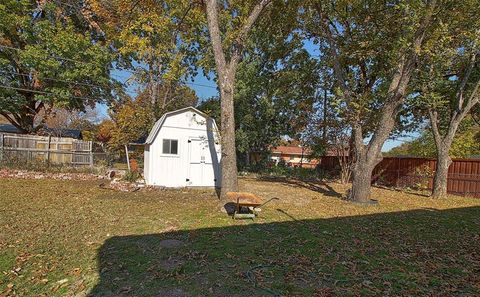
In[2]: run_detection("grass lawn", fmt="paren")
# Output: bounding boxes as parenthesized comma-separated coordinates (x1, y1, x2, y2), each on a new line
(1, 177, 479, 296)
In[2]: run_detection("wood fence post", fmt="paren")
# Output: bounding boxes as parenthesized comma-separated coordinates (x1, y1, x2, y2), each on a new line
(89, 141, 94, 168)
(47, 135, 52, 165)
(0, 133, 3, 162)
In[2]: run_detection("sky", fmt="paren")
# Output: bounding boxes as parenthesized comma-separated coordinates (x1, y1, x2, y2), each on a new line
(103, 39, 409, 152)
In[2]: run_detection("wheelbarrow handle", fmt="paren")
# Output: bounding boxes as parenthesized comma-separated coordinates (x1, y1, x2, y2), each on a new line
(259, 197, 279, 208)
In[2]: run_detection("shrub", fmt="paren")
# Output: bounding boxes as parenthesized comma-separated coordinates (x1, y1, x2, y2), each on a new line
(258, 163, 328, 180)
(123, 170, 142, 182)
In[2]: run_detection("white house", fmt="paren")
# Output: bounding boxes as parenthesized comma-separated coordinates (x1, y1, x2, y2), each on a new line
(143, 107, 221, 188)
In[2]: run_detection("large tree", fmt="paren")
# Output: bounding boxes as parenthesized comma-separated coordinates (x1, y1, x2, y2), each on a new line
(198, 46, 319, 169)
(235, 53, 318, 167)
(304, 0, 438, 202)
(107, 84, 198, 151)
(89, 0, 203, 119)
(0, 1, 112, 133)
(204, 0, 275, 198)
(385, 122, 480, 159)
(415, 1, 480, 198)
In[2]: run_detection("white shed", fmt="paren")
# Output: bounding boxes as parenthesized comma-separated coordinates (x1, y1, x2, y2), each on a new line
(143, 106, 221, 188)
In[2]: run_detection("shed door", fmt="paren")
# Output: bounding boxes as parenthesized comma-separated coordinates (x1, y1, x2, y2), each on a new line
(188, 139, 203, 186)
(187, 138, 217, 186)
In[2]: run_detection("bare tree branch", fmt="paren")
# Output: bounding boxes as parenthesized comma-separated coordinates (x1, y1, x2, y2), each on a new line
(428, 108, 442, 146)
(0, 112, 21, 129)
(205, 0, 228, 79)
(367, 0, 437, 154)
(315, 3, 350, 98)
(456, 50, 477, 111)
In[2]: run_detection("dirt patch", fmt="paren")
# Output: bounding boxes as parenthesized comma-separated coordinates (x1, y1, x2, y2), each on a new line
(159, 239, 185, 249)
(160, 258, 184, 271)
(100, 179, 143, 192)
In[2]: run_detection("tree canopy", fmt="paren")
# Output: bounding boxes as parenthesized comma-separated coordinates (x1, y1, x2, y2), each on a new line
(88, 0, 204, 118)
(386, 118, 480, 158)
(0, 1, 113, 133)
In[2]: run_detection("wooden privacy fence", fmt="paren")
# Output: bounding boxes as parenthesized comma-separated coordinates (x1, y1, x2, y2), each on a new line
(317, 156, 480, 198)
(0, 133, 99, 166)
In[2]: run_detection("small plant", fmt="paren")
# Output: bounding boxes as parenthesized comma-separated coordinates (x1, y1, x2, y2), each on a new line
(123, 170, 142, 182)
(130, 159, 139, 173)
(413, 164, 434, 191)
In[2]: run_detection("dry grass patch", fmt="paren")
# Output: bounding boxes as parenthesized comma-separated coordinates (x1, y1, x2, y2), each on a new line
(0, 177, 479, 296)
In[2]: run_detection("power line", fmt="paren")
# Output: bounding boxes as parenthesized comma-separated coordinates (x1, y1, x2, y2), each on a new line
(0, 85, 104, 102)
(0, 70, 110, 89)
(109, 72, 217, 89)
(1, 45, 218, 90)
(0, 44, 93, 66)
(1, 68, 217, 92)
(186, 82, 217, 89)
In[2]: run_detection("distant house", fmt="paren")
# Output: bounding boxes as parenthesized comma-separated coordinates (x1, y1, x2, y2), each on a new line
(0, 124, 83, 140)
(269, 145, 351, 169)
(270, 145, 319, 168)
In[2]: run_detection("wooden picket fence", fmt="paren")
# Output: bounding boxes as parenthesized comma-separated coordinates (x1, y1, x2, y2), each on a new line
(0, 133, 96, 166)
(317, 156, 480, 198)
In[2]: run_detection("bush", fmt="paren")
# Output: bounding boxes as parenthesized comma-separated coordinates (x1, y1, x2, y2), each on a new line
(258, 163, 329, 180)
(122, 170, 142, 182)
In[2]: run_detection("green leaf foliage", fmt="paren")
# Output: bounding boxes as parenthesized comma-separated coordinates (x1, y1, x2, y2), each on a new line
(0, 1, 113, 132)
(386, 118, 480, 158)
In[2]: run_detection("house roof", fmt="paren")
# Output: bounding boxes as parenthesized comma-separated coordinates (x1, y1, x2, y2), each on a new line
(42, 128, 83, 139)
(145, 106, 217, 145)
(0, 124, 19, 134)
(270, 145, 350, 157)
(271, 145, 312, 156)
(0, 124, 83, 139)
(324, 148, 350, 157)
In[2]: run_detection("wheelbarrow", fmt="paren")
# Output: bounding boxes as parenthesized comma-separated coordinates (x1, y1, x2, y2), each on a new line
(226, 192, 278, 219)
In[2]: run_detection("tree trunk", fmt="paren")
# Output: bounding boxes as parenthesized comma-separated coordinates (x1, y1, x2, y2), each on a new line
(427, 49, 479, 198)
(18, 106, 36, 133)
(219, 76, 239, 198)
(429, 109, 457, 199)
(348, 151, 379, 202)
(204, 0, 272, 201)
(432, 148, 452, 198)
(4, 96, 38, 133)
(322, 88, 328, 142)
(317, 0, 437, 203)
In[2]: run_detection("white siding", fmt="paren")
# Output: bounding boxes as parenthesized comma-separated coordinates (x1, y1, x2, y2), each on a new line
(144, 145, 150, 183)
(144, 108, 221, 187)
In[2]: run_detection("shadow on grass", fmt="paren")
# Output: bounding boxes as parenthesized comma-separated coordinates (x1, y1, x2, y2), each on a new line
(373, 184, 432, 198)
(258, 176, 343, 199)
(89, 207, 480, 297)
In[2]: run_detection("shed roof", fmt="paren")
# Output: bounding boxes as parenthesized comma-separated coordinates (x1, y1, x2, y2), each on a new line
(145, 106, 216, 144)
